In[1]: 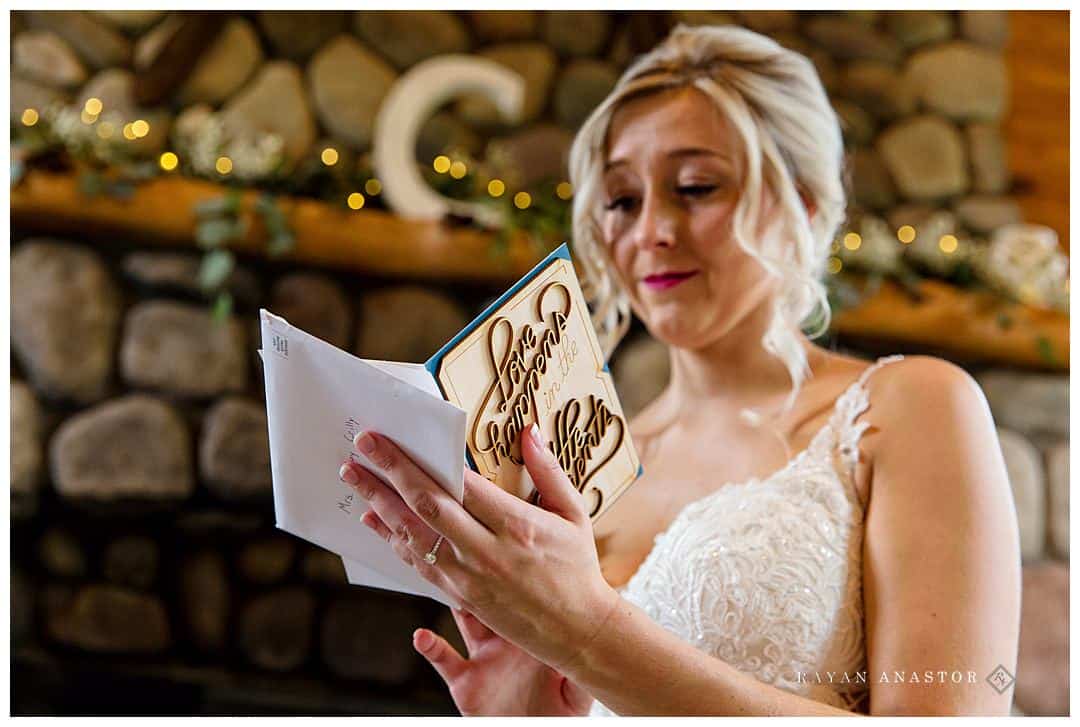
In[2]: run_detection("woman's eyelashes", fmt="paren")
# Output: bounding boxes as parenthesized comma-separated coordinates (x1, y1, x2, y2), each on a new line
(604, 194, 638, 212)
(676, 182, 719, 198)
(605, 184, 719, 212)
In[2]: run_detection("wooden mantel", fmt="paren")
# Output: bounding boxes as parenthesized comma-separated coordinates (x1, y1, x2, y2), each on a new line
(10, 168, 542, 284)
(11, 169, 1068, 370)
(832, 278, 1068, 371)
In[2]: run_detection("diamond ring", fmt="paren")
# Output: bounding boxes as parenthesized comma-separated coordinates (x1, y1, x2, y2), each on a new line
(424, 535, 445, 565)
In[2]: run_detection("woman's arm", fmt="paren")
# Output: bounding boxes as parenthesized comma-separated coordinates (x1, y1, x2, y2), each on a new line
(559, 356, 1021, 716)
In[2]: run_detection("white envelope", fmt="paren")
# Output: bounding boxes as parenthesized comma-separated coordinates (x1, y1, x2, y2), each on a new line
(259, 309, 466, 607)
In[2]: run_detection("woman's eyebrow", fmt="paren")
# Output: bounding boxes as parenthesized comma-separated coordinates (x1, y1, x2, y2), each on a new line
(604, 147, 734, 171)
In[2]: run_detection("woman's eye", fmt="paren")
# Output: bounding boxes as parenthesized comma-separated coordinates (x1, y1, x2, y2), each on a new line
(604, 195, 637, 212)
(677, 184, 718, 197)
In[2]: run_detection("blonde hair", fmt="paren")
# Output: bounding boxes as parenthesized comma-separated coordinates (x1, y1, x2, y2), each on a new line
(568, 23, 848, 425)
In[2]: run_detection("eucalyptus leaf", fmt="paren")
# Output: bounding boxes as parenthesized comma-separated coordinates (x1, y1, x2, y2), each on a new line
(195, 190, 242, 218)
(1036, 336, 1055, 366)
(196, 218, 237, 248)
(198, 249, 235, 292)
(78, 171, 103, 197)
(211, 291, 234, 322)
(267, 230, 295, 257)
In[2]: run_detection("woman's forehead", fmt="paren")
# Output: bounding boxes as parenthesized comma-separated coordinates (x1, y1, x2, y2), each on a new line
(605, 87, 739, 167)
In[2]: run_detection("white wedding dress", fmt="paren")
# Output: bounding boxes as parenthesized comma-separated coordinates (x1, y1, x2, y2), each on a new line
(588, 355, 906, 716)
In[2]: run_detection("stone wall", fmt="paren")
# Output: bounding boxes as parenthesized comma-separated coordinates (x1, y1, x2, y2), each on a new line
(10, 9, 1067, 717)
(10, 235, 488, 714)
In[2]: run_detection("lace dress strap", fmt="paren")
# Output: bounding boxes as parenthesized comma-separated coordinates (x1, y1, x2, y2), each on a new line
(831, 354, 906, 507)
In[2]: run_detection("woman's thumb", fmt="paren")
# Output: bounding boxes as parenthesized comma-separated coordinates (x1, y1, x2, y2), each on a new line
(414, 628, 467, 684)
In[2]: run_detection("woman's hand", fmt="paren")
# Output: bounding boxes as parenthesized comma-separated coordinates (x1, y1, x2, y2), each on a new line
(405, 604, 593, 716)
(338, 422, 621, 676)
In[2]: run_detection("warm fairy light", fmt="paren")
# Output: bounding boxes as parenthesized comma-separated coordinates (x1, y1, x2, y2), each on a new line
(215, 156, 233, 175)
(96, 122, 115, 139)
(347, 192, 366, 210)
(556, 181, 573, 200)
(364, 178, 381, 195)
(84, 97, 103, 115)
(321, 147, 339, 166)
(514, 191, 532, 210)
(131, 119, 150, 138)
(843, 232, 861, 251)
(897, 225, 916, 244)
(159, 152, 178, 171)
(827, 256, 843, 274)
(21, 108, 38, 126)
(433, 155, 451, 174)
(938, 234, 958, 254)
(122, 123, 137, 140)
(830, 240, 840, 255)
(487, 179, 506, 197)
(81, 109, 99, 125)
(449, 161, 467, 179)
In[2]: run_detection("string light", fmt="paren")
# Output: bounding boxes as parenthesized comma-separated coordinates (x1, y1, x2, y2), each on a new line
(95, 122, 114, 139)
(449, 161, 467, 179)
(556, 181, 573, 200)
(215, 156, 233, 175)
(122, 123, 137, 140)
(364, 178, 381, 195)
(347, 192, 366, 210)
(938, 234, 958, 254)
(433, 155, 451, 174)
(487, 179, 505, 197)
(830, 240, 840, 255)
(84, 98, 103, 115)
(81, 109, 98, 125)
(843, 232, 861, 251)
(514, 192, 532, 210)
(827, 256, 843, 274)
(897, 225, 916, 244)
(321, 147, 339, 166)
(21, 108, 38, 126)
(159, 152, 178, 171)
(131, 119, 150, 138)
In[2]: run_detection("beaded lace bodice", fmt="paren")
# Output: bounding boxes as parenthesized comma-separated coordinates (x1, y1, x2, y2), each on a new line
(588, 355, 905, 716)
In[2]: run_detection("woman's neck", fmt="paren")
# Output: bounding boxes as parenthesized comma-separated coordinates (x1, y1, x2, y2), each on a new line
(663, 301, 826, 416)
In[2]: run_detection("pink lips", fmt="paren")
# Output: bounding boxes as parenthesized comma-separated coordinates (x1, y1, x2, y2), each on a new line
(642, 271, 699, 291)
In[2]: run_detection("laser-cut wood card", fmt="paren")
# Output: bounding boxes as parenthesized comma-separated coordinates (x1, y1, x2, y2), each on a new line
(425, 244, 642, 522)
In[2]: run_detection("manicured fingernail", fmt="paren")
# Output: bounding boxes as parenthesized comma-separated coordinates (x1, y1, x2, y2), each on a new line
(414, 629, 434, 651)
(529, 422, 544, 448)
(355, 431, 376, 454)
(339, 463, 359, 485)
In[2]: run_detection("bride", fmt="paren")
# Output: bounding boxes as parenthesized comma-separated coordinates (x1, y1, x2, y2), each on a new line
(338, 24, 1021, 716)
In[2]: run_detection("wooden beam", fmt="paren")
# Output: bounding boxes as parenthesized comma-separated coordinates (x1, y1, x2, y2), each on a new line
(10, 169, 545, 285)
(833, 277, 1068, 371)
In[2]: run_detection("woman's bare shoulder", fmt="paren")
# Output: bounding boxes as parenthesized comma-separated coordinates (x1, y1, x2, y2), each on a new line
(859, 354, 990, 455)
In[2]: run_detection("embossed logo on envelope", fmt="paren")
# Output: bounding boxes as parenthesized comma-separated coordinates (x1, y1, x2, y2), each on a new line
(430, 255, 640, 522)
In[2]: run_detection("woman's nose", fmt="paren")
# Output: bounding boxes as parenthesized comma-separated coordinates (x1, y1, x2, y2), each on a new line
(632, 193, 678, 250)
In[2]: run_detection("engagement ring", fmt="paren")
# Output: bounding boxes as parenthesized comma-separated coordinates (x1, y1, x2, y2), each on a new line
(424, 535, 445, 565)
